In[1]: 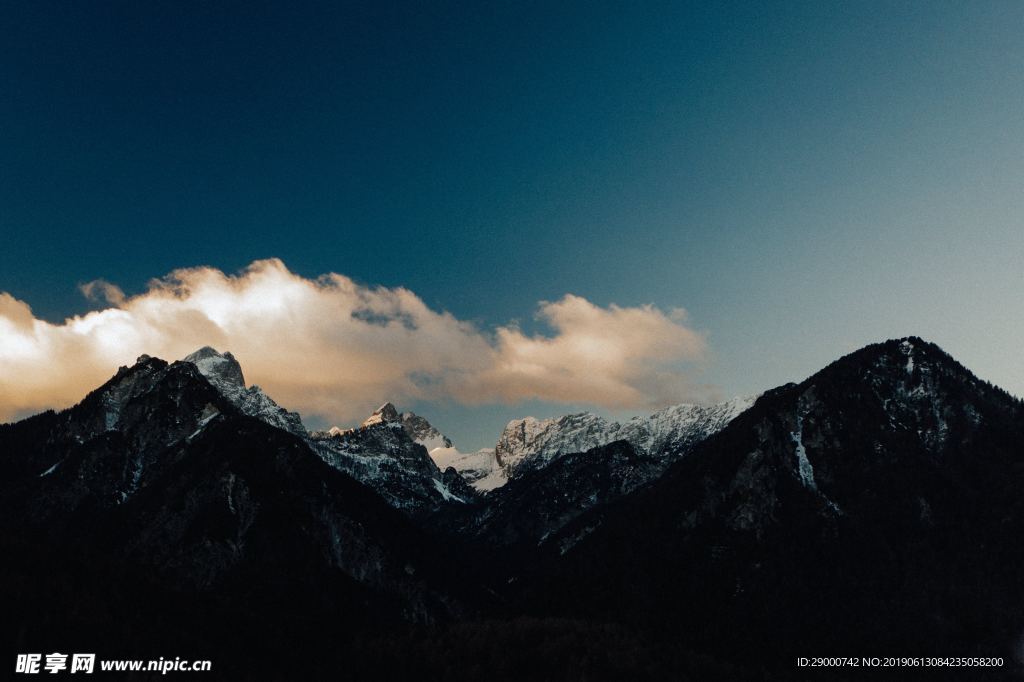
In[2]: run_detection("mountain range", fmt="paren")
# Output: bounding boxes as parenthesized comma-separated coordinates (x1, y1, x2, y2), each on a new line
(1, 337, 1021, 680)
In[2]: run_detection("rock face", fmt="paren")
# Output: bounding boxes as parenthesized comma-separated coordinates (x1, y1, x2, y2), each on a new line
(361, 401, 401, 428)
(182, 346, 246, 387)
(182, 347, 306, 437)
(399, 410, 453, 450)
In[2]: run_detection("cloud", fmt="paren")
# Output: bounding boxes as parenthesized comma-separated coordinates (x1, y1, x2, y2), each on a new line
(0, 259, 711, 423)
(79, 279, 126, 306)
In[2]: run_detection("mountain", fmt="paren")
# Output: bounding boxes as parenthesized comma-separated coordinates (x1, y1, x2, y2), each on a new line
(308, 418, 474, 514)
(453, 401, 755, 547)
(339, 401, 454, 451)
(462, 440, 662, 548)
(508, 338, 1024, 676)
(0, 355, 229, 506)
(0, 354, 467, 678)
(427, 398, 759, 551)
(3, 337, 1024, 679)
(179, 352, 472, 515)
(430, 397, 756, 494)
(395, 407, 453, 451)
(309, 402, 474, 514)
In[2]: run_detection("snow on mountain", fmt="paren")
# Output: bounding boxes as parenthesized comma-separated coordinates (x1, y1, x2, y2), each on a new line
(311, 403, 495, 508)
(430, 447, 505, 491)
(427, 396, 758, 494)
(160, 363, 474, 515)
(182, 346, 245, 387)
(308, 408, 474, 513)
(19, 354, 237, 505)
(182, 347, 306, 437)
(176, 351, 750, 503)
(494, 396, 757, 478)
(351, 402, 454, 451)
(400, 411, 453, 451)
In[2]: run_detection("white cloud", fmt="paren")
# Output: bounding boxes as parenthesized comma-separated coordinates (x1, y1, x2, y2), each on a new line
(0, 259, 711, 423)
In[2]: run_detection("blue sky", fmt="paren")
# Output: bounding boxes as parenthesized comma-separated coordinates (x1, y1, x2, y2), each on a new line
(2, 1, 1023, 448)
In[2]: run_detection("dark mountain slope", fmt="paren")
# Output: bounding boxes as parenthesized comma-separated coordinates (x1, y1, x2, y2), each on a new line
(0, 360, 474, 679)
(3, 337, 1023, 679)
(513, 338, 1024, 677)
(445, 440, 662, 550)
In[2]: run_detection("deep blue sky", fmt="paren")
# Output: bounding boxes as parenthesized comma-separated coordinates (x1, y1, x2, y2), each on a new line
(2, 1, 1023, 447)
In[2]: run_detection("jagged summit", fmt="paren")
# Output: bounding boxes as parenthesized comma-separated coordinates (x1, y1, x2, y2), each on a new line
(182, 346, 246, 388)
(400, 411, 452, 450)
(180, 347, 305, 436)
(493, 395, 758, 478)
(309, 402, 473, 512)
(350, 403, 453, 450)
(362, 402, 400, 428)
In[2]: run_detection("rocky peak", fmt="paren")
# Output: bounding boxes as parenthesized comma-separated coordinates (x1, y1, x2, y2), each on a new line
(495, 413, 607, 474)
(308, 409, 475, 513)
(400, 411, 453, 450)
(182, 346, 246, 389)
(362, 402, 400, 427)
(356, 403, 453, 450)
(180, 347, 305, 437)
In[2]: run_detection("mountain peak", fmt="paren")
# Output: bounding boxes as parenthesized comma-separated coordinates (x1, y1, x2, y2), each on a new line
(400, 411, 453, 450)
(354, 403, 454, 452)
(179, 347, 305, 436)
(362, 402, 400, 427)
(182, 346, 246, 389)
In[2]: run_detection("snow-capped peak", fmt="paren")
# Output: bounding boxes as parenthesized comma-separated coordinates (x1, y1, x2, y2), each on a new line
(353, 403, 454, 451)
(493, 396, 758, 478)
(181, 347, 306, 437)
(362, 402, 400, 427)
(400, 411, 453, 450)
(182, 346, 245, 389)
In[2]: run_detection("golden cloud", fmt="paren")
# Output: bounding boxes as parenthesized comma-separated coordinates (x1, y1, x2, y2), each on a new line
(0, 259, 710, 423)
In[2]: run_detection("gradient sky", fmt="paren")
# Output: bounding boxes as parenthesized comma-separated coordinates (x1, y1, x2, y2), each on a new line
(2, 1, 1023, 449)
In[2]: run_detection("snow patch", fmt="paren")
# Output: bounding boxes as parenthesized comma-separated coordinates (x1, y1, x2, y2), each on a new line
(901, 339, 915, 374)
(428, 446, 506, 491)
(471, 466, 509, 492)
(187, 408, 220, 441)
(415, 433, 449, 452)
(432, 478, 466, 503)
(558, 522, 599, 555)
(791, 406, 842, 514)
(791, 412, 817, 491)
(39, 461, 60, 477)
